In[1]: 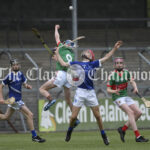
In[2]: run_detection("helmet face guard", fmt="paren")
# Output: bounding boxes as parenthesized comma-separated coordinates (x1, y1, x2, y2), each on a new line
(10, 59, 19, 66)
(81, 49, 95, 62)
(10, 59, 20, 72)
(64, 40, 76, 48)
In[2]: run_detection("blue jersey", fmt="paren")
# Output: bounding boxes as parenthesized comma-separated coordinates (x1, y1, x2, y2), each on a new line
(70, 60, 101, 90)
(2, 71, 27, 101)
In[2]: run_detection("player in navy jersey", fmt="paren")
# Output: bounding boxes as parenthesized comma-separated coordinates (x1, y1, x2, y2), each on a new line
(0, 59, 45, 143)
(55, 41, 123, 145)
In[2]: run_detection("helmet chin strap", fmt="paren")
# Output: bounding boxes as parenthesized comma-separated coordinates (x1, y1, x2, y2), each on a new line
(82, 55, 92, 62)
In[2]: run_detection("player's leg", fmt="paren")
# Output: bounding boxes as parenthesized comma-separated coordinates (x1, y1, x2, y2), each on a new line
(41, 71, 70, 111)
(39, 79, 57, 111)
(129, 104, 142, 121)
(91, 106, 109, 145)
(63, 86, 80, 128)
(120, 104, 148, 142)
(63, 86, 73, 111)
(20, 105, 46, 143)
(20, 105, 34, 130)
(65, 106, 81, 142)
(0, 107, 15, 120)
(123, 97, 142, 127)
(129, 104, 148, 142)
(115, 97, 130, 142)
(91, 106, 103, 130)
(39, 79, 56, 99)
(118, 104, 136, 141)
(116, 97, 148, 142)
(84, 89, 109, 145)
(122, 103, 142, 129)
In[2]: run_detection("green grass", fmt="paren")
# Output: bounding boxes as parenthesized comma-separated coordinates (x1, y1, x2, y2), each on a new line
(0, 130, 150, 150)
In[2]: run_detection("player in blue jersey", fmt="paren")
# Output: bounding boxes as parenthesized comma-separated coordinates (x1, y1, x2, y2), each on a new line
(55, 41, 123, 145)
(0, 59, 45, 143)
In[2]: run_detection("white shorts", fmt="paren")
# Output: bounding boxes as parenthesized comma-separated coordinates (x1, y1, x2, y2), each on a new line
(53, 71, 71, 88)
(73, 88, 99, 107)
(8, 100, 25, 110)
(114, 96, 135, 107)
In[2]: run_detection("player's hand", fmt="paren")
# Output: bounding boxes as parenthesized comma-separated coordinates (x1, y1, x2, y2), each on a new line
(132, 88, 138, 94)
(114, 41, 123, 49)
(0, 99, 5, 104)
(26, 84, 32, 89)
(55, 25, 60, 30)
(114, 88, 120, 95)
(52, 54, 58, 61)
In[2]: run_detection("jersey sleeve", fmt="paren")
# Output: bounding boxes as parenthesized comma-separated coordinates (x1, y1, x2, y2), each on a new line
(57, 41, 61, 47)
(69, 61, 77, 66)
(91, 60, 101, 68)
(2, 74, 10, 85)
(57, 42, 63, 47)
(21, 73, 27, 84)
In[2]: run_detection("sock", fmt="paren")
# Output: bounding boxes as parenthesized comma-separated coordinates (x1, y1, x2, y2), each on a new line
(68, 126, 73, 132)
(31, 130, 37, 137)
(122, 125, 128, 132)
(100, 130, 105, 135)
(134, 130, 140, 138)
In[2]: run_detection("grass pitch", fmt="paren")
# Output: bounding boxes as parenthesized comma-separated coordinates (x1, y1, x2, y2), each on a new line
(0, 130, 150, 150)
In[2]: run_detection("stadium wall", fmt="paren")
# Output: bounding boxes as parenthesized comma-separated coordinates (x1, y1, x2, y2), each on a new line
(0, 49, 150, 132)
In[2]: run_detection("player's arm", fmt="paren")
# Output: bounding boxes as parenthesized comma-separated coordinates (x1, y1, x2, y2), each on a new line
(106, 74, 120, 95)
(100, 41, 123, 63)
(55, 24, 61, 44)
(130, 78, 138, 93)
(127, 71, 138, 93)
(0, 75, 9, 104)
(52, 53, 58, 61)
(21, 73, 32, 89)
(0, 84, 5, 104)
(55, 47, 70, 67)
(107, 87, 120, 95)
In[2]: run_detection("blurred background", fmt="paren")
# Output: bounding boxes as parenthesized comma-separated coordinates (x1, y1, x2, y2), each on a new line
(0, 0, 150, 132)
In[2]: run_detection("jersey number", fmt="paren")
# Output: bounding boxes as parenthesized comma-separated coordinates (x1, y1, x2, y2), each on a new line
(66, 54, 72, 62)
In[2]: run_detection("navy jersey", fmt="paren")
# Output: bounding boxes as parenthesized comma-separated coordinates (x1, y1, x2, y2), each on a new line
(2, 71, 27, 101)
(70, 60, 101, 89)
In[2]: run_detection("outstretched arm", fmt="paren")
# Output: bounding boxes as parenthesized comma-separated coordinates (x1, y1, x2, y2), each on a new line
(55, 24, 61, 44)
(55, 47, 70, 67)
(0, 84, 5, 104)
(100, 41, 123, 63)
